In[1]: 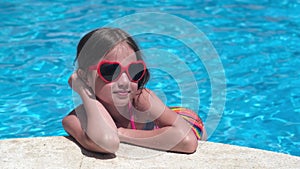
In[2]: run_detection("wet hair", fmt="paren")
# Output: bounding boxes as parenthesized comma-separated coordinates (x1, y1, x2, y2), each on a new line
(74, 27, 150, 90)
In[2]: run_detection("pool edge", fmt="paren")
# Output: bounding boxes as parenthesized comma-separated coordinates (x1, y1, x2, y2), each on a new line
(0, 136, 299, 168)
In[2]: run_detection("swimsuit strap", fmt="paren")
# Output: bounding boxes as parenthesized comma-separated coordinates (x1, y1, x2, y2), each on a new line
(129, 103, 137, 129)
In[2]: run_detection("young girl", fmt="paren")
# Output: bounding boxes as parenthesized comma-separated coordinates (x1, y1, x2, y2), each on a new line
(62, 27, 206, 154)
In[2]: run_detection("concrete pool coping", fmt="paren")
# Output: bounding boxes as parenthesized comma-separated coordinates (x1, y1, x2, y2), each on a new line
(0, 136, 299, 169)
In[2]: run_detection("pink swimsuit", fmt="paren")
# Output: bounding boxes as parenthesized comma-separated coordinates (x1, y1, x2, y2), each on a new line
(129, 103, 157, 130)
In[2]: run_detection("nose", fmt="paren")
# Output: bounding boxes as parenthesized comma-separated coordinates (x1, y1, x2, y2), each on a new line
(117, 72, 130, 89)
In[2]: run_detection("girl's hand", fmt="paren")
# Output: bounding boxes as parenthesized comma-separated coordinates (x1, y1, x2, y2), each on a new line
(68, 72, 93, 96)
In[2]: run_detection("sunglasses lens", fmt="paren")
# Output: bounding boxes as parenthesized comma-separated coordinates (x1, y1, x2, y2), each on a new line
(128, 63, 145, 81)
(99, 63, 120, 82)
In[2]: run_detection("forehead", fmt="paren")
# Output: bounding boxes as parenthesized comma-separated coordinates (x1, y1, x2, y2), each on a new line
(103, 42, 137, 64)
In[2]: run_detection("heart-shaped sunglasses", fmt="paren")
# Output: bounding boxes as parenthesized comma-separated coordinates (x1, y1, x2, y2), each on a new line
(89, 60, 146, 83)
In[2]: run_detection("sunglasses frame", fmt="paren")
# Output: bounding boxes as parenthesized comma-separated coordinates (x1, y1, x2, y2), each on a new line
(89, 60, 146, 83)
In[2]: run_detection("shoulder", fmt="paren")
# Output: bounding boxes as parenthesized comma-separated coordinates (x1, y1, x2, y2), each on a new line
(133, 89, 157, 111)
(133, 88, 166, 117)
(133, 89, 180, 128)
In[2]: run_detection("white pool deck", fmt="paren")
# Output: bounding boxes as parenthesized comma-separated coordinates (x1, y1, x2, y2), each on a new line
(0, 136, 299, 169)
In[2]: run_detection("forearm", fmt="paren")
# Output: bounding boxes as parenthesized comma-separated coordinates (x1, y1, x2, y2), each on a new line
(78, 89, 117, 139)
(118, 126, 189, 151)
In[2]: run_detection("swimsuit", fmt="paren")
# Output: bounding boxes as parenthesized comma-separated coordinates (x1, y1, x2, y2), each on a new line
(170, 107, 204, 140)
(129, 105, 205, 140)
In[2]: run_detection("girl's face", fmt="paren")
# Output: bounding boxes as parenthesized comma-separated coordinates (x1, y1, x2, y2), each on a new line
(89, 42, 139, 107)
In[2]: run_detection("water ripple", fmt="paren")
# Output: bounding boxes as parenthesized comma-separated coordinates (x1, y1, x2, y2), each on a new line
(0, 0, 299, 156)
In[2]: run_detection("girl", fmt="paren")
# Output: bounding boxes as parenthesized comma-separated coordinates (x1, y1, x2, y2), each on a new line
(62, 28, 206, 154)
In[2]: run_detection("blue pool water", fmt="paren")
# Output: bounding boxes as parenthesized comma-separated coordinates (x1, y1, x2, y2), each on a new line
(0, 1, 299, 156)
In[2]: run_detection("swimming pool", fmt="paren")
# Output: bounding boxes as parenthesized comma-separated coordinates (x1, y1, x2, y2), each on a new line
(0, 0, 299, 156)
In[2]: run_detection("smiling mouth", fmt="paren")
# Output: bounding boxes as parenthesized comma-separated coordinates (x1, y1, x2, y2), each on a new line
(113, 91, 131, 96)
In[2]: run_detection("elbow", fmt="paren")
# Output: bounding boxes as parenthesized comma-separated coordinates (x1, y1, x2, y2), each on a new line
(96, 134, 120, 153)
(87, 132, 120, 153)
(180, 131, 198, 154)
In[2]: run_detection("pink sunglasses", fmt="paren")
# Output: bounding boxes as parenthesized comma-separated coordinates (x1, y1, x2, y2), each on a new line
(89, 60, 147, 83)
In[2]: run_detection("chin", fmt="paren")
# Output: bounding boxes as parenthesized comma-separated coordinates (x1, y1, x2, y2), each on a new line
(112, 96, 130, 107)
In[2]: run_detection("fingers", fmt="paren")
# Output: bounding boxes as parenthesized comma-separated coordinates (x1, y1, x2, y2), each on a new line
(68, 71, 85, 92)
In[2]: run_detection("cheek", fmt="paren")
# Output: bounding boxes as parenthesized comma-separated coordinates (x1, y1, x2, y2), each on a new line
(130, 83, 139, 99)
(130, 83, 138, 92)
(94, 79, 113, 102)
